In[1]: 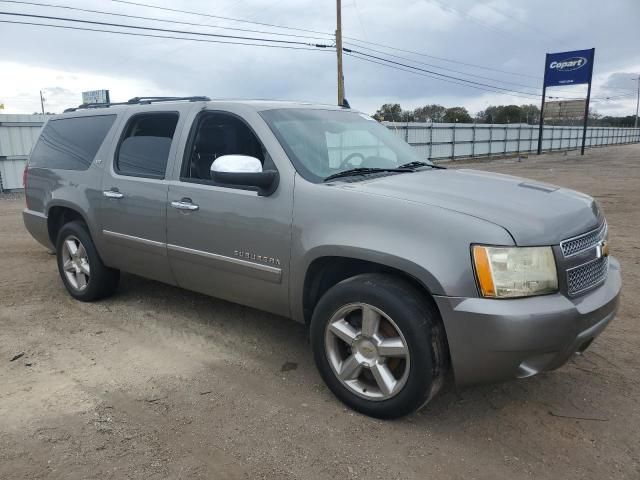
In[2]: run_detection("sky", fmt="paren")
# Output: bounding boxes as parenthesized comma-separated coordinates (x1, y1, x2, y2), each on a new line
(1, 0, 639, 117)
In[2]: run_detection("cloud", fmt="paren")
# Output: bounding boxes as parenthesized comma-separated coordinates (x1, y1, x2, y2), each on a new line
(0, 61, 163, 113)
(600, 71, 639, 93)
(1, 0, 638, 117)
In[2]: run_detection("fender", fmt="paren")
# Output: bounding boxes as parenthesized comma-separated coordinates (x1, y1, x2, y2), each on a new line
(46, 186, 104, 251)
(289, 177, 515, 323)
(291, 245, 444, 323)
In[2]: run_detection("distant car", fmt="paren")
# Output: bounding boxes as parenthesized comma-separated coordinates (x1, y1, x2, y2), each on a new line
(23, 97, 621, 418)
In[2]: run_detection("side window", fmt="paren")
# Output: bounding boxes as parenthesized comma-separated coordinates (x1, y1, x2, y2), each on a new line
(181, 112, 266, 183)
(29, 115, 116, 170)
(115, 112, 179, 179)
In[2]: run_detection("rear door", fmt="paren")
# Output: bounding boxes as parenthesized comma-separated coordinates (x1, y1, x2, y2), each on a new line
(99, 106, 188, 284)
(165, 107, 295, 316)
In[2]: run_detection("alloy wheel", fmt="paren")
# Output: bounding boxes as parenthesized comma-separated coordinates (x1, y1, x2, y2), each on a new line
(324, 302, 410, 401)
(61, 235, 91, 291)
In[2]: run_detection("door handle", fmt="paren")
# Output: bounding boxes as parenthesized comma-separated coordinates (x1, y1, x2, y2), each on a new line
(103, 189, 124, 199)
(170, 199, 199, 211)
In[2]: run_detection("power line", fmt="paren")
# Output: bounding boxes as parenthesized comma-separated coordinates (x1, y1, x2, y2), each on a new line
(3, 5, 629, 106)
(344, 47, 541, 98)
(343, 43, 544, 92)
(106, 0, 547, 82)
(343, 38, 540, 80)
(345, 52, 540, 100)
(426, 0, 535, 47)
(109, 0, 331, 37)
(593, 93, 637, 101)
(0, 0, 332, 41)
(345, 42, 633, 101)
(0, 11, 333, 47)
(0, 0, 550, 94)
(472, 0, 569, 48)
(0, 19, 336, 52)
(1, 10, 610, 103)
(346, 48, 632, 103)
(340, 7, 618, 100)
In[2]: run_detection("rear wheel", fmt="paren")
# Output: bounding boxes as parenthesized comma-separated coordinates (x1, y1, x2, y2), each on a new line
(310, 273, 447, 419)
(56, 221, 119, 301)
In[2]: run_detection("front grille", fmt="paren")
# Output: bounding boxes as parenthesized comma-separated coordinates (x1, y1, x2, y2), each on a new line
(566, 256, 609, 296)
(560, 222, 607, 257)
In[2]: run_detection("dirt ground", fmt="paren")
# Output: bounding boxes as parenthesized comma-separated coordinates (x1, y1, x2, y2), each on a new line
(1, 145, 639, 480)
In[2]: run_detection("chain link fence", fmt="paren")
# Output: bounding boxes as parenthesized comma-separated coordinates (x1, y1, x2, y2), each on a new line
(385, 122, 640, 161)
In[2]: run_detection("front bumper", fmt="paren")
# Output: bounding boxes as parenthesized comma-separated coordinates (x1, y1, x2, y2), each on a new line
(434, 257, 621, 387)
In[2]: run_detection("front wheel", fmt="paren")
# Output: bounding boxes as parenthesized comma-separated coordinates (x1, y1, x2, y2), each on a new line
(310, 274, 447, 419)
(56, 221, 119, 301)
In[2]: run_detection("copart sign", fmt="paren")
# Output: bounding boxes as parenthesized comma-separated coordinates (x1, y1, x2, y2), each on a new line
(544, 49, 594, 87)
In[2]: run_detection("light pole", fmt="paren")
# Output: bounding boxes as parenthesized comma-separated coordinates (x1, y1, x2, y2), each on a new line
(633, 75, 640, 129)
(336, 0, 345, 106)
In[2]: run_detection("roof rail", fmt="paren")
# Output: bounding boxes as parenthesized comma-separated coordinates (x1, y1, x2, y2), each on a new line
(64, 96, 210, 112)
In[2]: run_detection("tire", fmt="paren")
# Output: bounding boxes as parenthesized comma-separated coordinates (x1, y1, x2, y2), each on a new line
(310, 273, 447, 419)
(56, 221, 119, 301)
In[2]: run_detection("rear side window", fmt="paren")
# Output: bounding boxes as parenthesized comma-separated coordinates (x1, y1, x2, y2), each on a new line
(115, 112, 179, 179)
(29, 115, 116, 170)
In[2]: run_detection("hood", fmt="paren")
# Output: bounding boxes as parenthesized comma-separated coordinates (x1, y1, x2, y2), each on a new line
(339, 169, 602, 246)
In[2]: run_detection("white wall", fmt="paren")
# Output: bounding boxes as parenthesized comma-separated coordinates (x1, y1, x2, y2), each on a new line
(0, 157, 27, 191)
(0, 114, 46, 191)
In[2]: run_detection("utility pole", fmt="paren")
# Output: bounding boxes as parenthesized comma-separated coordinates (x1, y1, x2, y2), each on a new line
(336, 0, 345, 106)
(39, 90, 45, 114)
(634, 75, 640, 129)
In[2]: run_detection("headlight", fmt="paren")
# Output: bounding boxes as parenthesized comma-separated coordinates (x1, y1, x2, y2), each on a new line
(472, 245, 558, 298)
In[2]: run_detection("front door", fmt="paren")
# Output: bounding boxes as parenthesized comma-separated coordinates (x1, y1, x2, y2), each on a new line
(166, 110, 293, 316)
(99, 110, 180, 284)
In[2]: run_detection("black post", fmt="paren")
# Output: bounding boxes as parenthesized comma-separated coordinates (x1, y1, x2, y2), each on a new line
(537, 53, 549, 155)
(580, 48, 595, 155)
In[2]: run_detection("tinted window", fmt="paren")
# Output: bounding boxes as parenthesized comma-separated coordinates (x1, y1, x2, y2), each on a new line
(182, 112, 265, 182)
(29, 115, 116, 170)
(115, 113, 178, 178)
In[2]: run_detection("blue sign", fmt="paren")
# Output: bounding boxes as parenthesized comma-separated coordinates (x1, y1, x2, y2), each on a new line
(544, 49, 594, 87)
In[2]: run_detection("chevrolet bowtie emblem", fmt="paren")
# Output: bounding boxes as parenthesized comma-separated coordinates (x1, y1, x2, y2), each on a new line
(596, 240, 609, 259)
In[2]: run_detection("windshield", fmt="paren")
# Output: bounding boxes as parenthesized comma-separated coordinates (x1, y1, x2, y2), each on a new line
(260, 108, 430, 183)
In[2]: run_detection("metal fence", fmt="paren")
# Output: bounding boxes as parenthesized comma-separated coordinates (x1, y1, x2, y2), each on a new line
(385, 122, 640, 161)
(0, 114, 46, 191)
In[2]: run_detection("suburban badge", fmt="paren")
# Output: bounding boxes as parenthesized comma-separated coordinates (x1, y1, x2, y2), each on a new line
(234, 250, 281, 266)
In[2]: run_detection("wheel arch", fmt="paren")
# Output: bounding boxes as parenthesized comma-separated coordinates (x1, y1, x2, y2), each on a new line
(299, 252, 444, 327)
(47, 203, 91, 246)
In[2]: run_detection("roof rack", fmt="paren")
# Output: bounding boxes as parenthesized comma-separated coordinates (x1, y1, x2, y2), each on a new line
(64, 96, 210, 112)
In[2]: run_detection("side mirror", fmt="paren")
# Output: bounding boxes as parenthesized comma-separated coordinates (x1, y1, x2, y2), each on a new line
(210, 155, 279, 196)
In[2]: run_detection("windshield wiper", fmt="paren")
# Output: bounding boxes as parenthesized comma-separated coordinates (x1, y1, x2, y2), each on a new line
(398, 161, 446, 170)
(323, 167, 411, 182)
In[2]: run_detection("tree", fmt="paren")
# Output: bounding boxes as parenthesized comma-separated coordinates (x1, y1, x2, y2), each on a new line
(475, 106, 499, 123)
(499, 105, 524, 123)
(598, 115, 636, 127)
(443, 106, 472, 123)
(519, 104, 540, 124)
(413, 104, 446, 123)
(373, 104, 403, 122)
(475, 104, 540, 124)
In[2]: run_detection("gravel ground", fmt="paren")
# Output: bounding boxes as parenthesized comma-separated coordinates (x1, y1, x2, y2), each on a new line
(1, 145, 639, 479)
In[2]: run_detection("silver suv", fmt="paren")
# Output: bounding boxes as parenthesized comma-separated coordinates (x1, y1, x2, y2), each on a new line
(23, 97, 621, 418)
